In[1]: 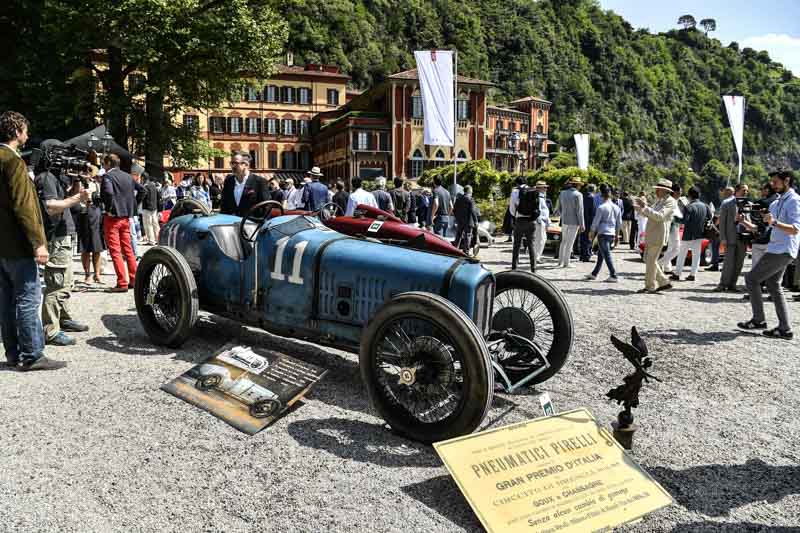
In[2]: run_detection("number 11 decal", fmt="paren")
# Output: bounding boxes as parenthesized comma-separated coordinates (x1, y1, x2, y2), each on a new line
(271, 237, 307, 285)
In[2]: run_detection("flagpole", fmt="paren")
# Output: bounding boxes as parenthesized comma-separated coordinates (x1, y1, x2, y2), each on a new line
(453, 50, 458, 190)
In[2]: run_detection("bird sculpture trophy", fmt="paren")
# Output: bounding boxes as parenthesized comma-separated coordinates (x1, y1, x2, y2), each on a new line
(606, 327, 662, 450)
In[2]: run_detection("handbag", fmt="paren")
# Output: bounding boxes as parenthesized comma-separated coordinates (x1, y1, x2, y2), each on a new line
(703, 220, 719, 240)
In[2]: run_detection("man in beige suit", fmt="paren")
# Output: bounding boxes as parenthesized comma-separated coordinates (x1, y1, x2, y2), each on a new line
(635, 179, 677, 294)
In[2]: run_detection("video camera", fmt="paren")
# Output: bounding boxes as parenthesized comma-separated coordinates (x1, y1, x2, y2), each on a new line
(33, 141, 95, 186)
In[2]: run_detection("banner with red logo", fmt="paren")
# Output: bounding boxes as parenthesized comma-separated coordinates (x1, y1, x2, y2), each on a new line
(414, 50, 455, 146)
(722, 95, 745, 182)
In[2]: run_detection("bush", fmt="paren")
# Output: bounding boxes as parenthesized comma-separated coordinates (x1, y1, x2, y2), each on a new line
(419, 159, 501, 200)
(476, 198, 507, 229)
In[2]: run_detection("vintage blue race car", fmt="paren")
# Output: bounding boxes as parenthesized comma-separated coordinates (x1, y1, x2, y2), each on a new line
(136, 201, 573, 442)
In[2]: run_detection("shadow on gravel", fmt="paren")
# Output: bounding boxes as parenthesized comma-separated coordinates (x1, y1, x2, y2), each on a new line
(683, 296, 744, 304)
(671, 522, 800, 533)
(646, 328, 747, 345)
(402, 475, 482, 532)
(562, 287, 634, 296)
(651, 459, 800, 517)
(286, 417, 440, 468)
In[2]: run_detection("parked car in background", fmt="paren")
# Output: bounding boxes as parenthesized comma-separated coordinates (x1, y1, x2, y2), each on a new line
(637, 226, 716, 265)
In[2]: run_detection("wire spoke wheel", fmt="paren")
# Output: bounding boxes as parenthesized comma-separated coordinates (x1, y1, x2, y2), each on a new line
(493, 287, 554, 357)
(374, 318, 464, 424)
(361, 292, 492, 443)
(490, 271, 574, 385)
(135, 247, 198, 348)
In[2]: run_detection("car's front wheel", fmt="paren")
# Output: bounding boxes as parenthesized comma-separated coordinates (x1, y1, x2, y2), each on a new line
(360, 292, 493, 444)
(135, 246, 198, 348)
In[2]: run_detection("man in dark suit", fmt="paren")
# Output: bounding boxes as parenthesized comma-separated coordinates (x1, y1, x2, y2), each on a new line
(101, 154, 144, 292)
(220, 151, 269, 217)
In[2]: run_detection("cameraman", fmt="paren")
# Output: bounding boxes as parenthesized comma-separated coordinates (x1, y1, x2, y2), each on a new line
(37, 160, 90, 346)
(738, 171, 800, 339)
(716, 183, 750, 292)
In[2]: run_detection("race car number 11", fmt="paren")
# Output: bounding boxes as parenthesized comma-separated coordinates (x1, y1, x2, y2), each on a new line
(271, 237, 308, 285)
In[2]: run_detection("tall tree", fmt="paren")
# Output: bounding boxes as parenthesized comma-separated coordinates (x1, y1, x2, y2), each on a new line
(699, 18, 717, 35)
(678, 15, 697, 30)
(45, 0, 287, 175)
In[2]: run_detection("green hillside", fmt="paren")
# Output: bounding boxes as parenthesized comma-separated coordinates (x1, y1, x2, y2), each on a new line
(280, 0, 800, 176)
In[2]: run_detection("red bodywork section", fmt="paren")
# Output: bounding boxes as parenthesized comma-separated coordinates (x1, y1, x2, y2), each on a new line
(287, 204, 467, 257)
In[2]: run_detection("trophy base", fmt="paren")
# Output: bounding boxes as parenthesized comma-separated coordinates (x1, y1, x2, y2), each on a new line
(612, 421, 636, 450)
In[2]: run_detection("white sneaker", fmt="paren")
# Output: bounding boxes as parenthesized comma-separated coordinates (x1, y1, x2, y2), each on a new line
(584, 274, 596, 280)
(605, 276, 619, 283)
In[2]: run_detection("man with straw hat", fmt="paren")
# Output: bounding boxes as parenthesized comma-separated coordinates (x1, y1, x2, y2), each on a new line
(533, 181, 551, 265)
(557, 176, 584, 268)
(635, 178, 677, 294)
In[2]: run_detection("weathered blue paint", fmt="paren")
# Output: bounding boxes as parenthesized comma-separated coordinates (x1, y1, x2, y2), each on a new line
(159, 213, 494, 349)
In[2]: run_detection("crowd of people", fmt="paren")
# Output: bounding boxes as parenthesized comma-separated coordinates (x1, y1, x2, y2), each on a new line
(504, 170, 800, 339)
(3, 107, 799, 372)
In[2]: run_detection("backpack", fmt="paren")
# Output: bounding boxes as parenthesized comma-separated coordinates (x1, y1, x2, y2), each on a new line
(517, 187, 540, 219)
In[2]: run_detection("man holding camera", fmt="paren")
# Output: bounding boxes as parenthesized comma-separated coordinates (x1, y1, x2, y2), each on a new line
(716, 183, 750, 292)
(37, 152, 91, 346)
(737, 171, 800, 339)
(0, 111, 66, 370)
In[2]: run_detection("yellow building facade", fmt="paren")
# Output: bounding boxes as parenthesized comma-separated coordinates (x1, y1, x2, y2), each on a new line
(175, 63, 349, 182)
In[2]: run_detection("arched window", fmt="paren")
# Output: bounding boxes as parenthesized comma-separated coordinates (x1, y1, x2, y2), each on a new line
(411, 149, 424, 178)
(435, 149, 446, 168)
(457, 150, 468, 162)
(536, 124, 543, 134)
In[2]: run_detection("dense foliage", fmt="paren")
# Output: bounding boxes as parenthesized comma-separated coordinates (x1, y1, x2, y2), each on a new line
(279, 0, 799, 174)
(1, 0, 286, 175)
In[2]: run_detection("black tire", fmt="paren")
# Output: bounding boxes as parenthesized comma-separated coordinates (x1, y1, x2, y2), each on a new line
(250, 399, 281, 419)
(360, 292, 493, 444)
(492, 270, 574, 384)
(134, 246, 198, 348)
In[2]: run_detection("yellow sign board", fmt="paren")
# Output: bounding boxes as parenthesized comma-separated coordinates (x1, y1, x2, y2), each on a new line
(434, 409, 673, 533)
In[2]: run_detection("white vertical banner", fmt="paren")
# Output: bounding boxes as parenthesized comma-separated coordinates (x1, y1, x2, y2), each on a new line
(414, 50, 455, 146)
(574, 133, 590, 170)
(722, 95, 745, 182)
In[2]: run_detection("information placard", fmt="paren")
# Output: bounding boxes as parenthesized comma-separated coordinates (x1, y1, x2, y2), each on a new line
(434, 409, 672, 533)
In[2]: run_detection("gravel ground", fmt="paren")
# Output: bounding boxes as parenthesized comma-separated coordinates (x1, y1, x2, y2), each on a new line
(2, 240, 800, 533)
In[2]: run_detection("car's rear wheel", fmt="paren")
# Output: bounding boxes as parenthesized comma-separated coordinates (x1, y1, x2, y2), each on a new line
(360, 292, 493, 443)
(135, 246, 198, 348)
(491, 271, 574, 384)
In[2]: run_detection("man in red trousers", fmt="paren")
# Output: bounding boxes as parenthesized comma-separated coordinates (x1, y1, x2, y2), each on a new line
(100, 154, 143, 292)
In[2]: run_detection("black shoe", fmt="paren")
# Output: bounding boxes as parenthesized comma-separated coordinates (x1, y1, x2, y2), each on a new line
(656, 284, 673, 292)
(669, 274, 680, 281)
(60, 320, 89, 333)
(1, 360, 19, 369)
(686, 275, 696, 282)
(20, 356, 67, 371)
(763, 327, 793, 340)
(706, 265, 720, 272)
(738, 319, 767, 330)
(712, 286, 727, 293)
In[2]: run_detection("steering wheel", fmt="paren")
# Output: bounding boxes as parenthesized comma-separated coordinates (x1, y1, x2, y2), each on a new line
(239, 200, 284, 242)
(168, 198, 211, 221)
(317, 202, 344, 222)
